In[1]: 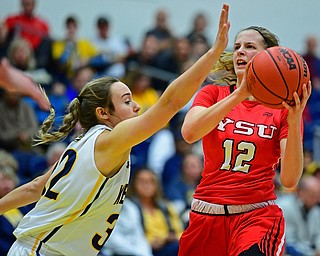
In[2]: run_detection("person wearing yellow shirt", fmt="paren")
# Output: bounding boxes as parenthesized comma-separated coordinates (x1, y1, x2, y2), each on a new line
(129, 167, 184, 256)
(52, 16, 97, 82)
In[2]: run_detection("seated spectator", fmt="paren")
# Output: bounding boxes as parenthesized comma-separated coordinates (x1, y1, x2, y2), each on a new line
(0, 150, 33, 255)
(164, 153, 203, 228)
(65, 65, 95, 102)
(4, 0, 52, 69)
(145, 9, 174, 53)
(161, 112, 195, 190)
(102, 197, 153, 256)
(186, 12, 210, 46)
(90, 16, 129, 79)
(0, 89, 38, 152)
(0, 89, 40, 183)
(51, 15, 97, 83)
(277, 175, 320, 256)
(126, 34, 173, 94)
(128, 168, 183, 256)
(7, 38, 52, 86)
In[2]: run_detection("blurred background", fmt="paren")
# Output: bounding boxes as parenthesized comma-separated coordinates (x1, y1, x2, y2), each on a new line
(1, 0, 320, 52)
(1, 1, 320, 255)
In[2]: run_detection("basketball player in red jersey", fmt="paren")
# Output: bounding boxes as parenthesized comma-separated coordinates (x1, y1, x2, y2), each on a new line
(178, 27, 312, 255)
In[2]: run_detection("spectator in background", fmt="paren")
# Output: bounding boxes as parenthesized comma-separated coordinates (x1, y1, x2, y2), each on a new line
(302, 35, 320, 88)
(126, 34, 173, 93)
(190, 35, 210, 62)
(4, 0, 52, 69)
(51, 16, 97, 84)
(0, 150, 32, 255)
(145, 9, 174, 53)
(0, 90, 38, 152)
(102, 197, 153, 256)
(7, 38, 52, 86)
(161, 115, 194, 195)
(164, 153, 203, 229)
(0, 89, 40, 184)
(126, 69, 159, 116)
(186, 12, 210, 46)
(277, 175, 320, 256)
(302, 35, 320, 153)
(90, 16, 129, 79)
(66, 65, 95, 102)
(159, 37, 192, 81)
(124, 69, 160, 173)
(129, 168, 184, 256)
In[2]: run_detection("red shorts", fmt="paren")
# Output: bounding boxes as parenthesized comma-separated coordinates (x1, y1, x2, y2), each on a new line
(178, 205, 285, 256)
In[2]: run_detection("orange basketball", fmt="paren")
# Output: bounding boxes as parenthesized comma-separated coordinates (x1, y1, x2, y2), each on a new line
(246, 46, 310, 109)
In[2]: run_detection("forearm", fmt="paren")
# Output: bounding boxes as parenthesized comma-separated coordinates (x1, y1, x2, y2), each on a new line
(0, 182, 41, 215)
(280, 124, 303, 188)
(160, 48, 224, 113)
(0, 169, 52, 215)
(182, 90, 246, 143)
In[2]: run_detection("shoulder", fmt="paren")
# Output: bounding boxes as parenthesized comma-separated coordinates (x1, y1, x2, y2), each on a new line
(192, 84, 230, 107)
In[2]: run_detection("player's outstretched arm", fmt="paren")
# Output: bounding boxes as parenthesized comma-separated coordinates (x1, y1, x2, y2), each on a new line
(108, 4, 230, 154)
(0, 168, 52, 215)
(0, 58, 50, 111)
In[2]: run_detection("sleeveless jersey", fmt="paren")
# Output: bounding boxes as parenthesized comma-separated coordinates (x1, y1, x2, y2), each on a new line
(13, 124, 131, 256)
(191, 85, 296, 205)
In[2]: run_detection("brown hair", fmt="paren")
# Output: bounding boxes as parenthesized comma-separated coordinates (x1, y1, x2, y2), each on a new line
(210, 26, 280, 86)
(35, 76, 119, 145)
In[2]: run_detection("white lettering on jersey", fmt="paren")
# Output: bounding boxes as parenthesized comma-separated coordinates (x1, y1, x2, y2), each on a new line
(257, 124, 277, 139)
(217, 118, 278, 139)
(234, 121, 254, 135)
(217, 118, 235, 131)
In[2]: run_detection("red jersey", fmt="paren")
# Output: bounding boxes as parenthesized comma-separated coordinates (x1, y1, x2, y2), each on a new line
(192, 85, 292, 205)
(5, 13, 50, 49)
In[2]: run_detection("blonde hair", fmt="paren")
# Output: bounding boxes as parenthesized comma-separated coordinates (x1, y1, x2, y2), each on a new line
(8, 38, 36, 70)
(210, 26, 280, 86)
(35, 76, 119, 145)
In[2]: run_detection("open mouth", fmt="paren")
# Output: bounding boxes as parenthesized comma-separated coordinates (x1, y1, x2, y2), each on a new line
(237, 59, 247, 67)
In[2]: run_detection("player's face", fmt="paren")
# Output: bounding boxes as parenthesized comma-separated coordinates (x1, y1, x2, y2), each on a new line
(109, 82, 140, 126)
(233, 30, 266, 79)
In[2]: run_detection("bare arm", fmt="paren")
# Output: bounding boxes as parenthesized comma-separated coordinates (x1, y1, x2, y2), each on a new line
(108, 4, 231, 155)
(182, 72, 250, 143)
(280, 82, 312, 188)
(0, 168, 52, 215)
(0, 58, 50, 111)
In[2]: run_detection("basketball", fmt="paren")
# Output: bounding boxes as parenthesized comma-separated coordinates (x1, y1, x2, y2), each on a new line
(246, 46, 310, 109)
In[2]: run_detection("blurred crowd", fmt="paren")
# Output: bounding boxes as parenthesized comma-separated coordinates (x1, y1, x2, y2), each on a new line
(1, 0, 320, 255)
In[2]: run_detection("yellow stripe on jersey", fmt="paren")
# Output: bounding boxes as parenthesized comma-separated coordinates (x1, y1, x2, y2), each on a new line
(63, 174, 105, 224)
(32, 232, 46, 254)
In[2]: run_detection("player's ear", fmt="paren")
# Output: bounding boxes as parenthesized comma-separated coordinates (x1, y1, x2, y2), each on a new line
(95, 107, 110, 122)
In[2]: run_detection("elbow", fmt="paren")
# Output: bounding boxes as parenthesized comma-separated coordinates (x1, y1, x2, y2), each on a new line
(280, 176, 300, 190)
(25, 178, 44, 201)
(181, 127, 198, 144)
